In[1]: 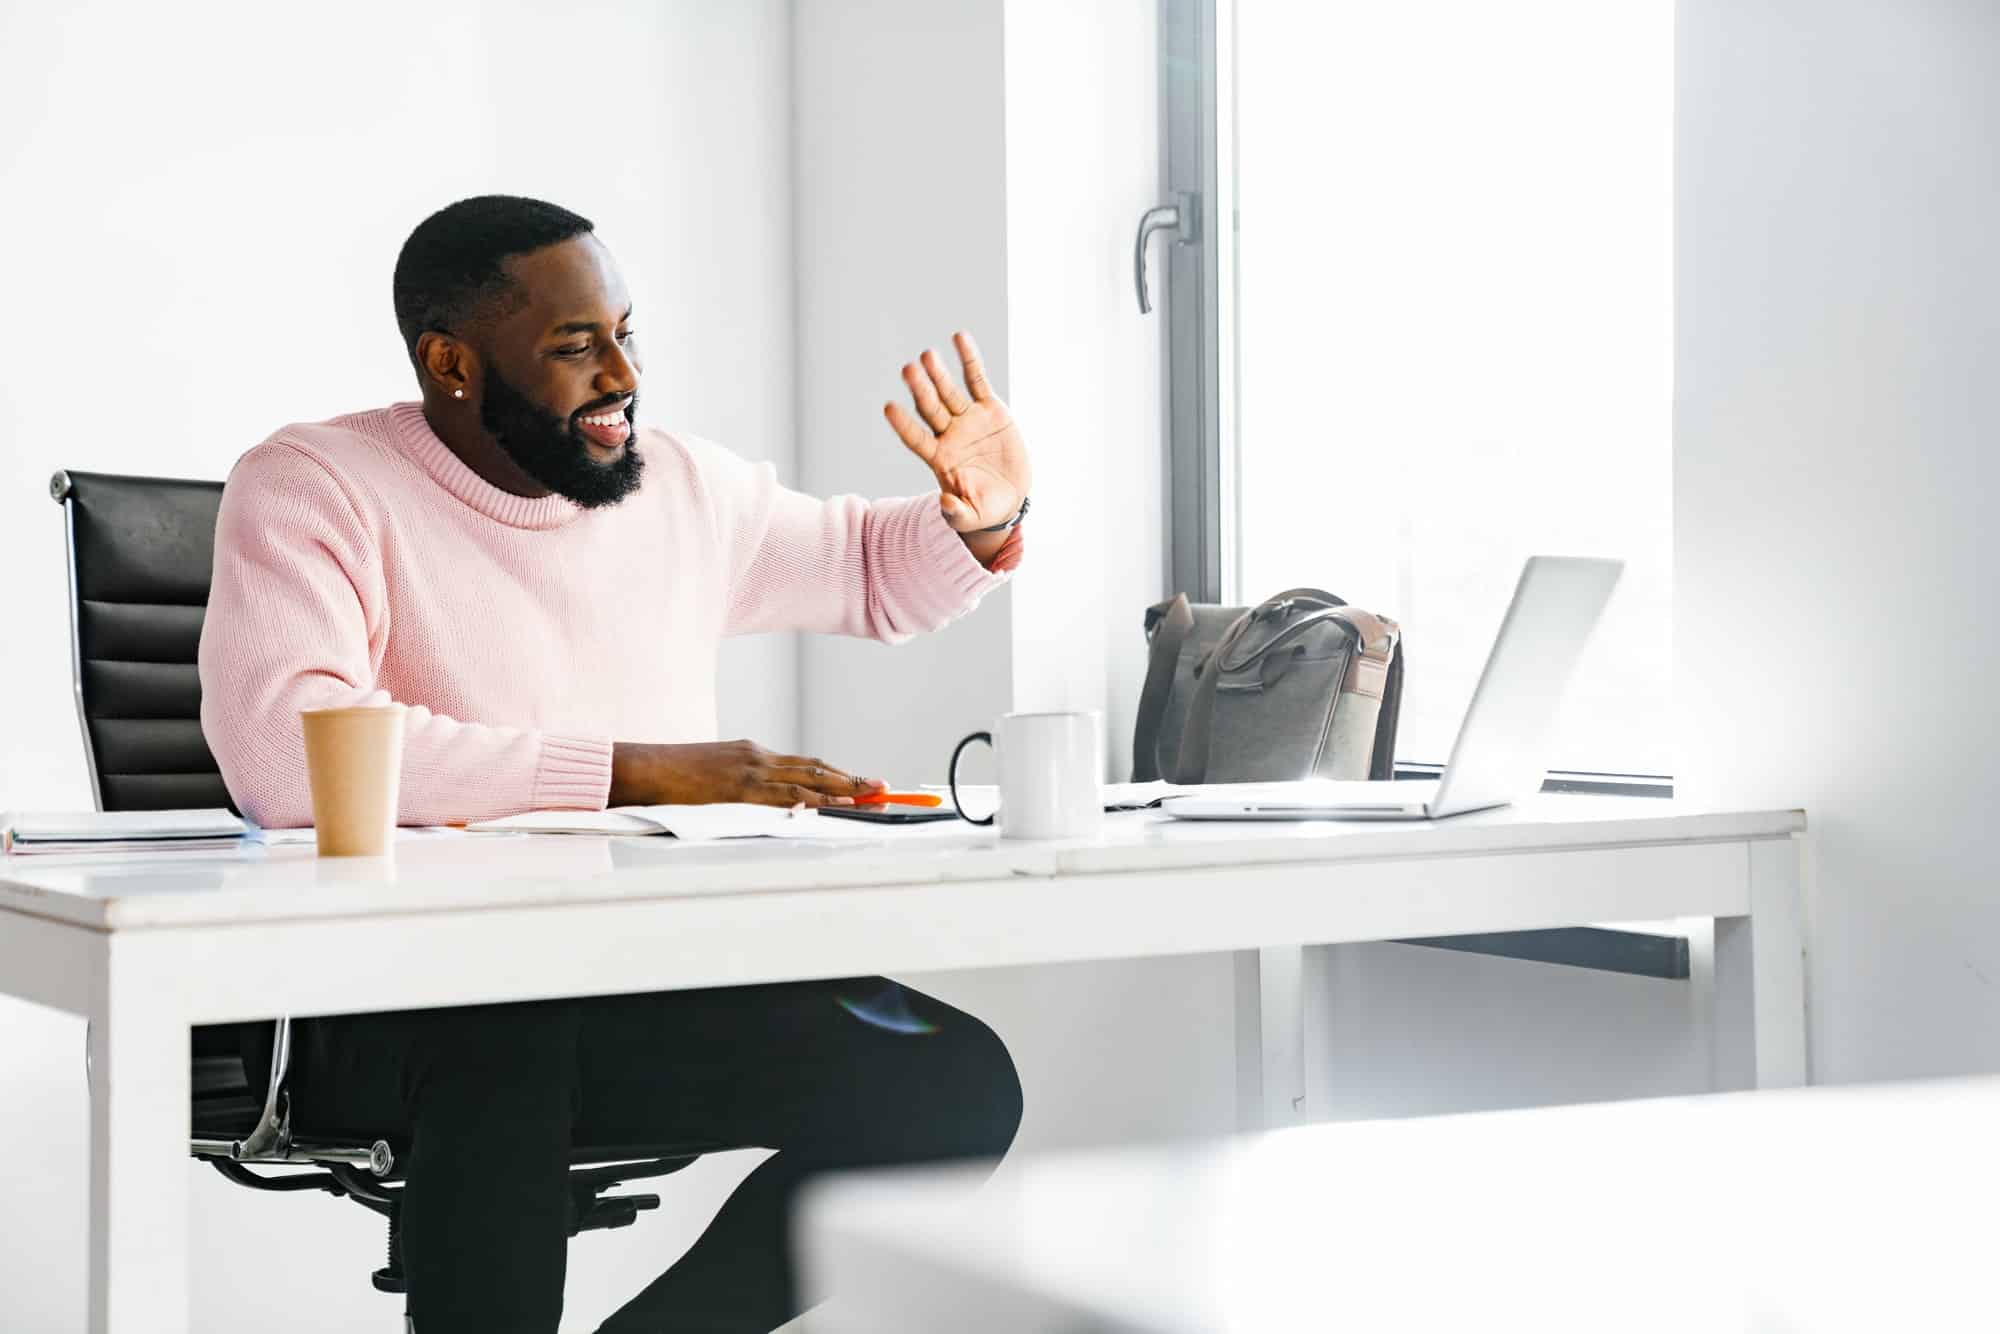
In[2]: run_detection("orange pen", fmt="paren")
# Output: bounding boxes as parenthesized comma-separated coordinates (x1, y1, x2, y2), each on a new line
(851, 791, 945, 808)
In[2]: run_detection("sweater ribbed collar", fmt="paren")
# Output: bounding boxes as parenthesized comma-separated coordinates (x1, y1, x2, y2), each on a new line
(387, 402, 583, 531)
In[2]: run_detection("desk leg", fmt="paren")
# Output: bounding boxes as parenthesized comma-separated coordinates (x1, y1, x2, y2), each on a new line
(1234, 946, 1306, 1131)
(88, 941, 190, 1334)
(1702, 836, 1810, 1091)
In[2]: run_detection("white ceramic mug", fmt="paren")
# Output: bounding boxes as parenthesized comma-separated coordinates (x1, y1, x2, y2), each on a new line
(948, 711, 1104, 840)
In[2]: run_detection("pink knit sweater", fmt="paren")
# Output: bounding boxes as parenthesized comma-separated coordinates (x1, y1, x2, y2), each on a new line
(197, 403, 1005, 828)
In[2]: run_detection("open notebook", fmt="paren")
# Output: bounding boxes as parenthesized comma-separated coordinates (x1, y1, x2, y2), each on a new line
(467, 803, 933, 844)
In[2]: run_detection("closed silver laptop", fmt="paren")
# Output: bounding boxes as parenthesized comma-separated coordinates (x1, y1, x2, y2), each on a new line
(1160, 555, 1623, 822)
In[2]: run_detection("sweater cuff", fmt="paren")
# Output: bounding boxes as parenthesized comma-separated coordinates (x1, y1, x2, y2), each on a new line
(901, 494, 1009, 612)
(533, 734, 615, 810)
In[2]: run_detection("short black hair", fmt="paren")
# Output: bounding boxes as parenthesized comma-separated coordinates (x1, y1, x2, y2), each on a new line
(391, 195, 595, 363)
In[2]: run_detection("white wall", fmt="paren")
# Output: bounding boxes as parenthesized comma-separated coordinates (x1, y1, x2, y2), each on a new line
(1001, 0, 1153, 731)
(1676, 0, 2000, 1084)
(0, 2, 799, 1329)
(789, 0, 1166, 780)
(790, 0, 1017, 787)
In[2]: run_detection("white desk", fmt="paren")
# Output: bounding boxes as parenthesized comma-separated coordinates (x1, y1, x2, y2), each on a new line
(800, 1072, 1988, 1333)
(0, 795, 1806, 1333)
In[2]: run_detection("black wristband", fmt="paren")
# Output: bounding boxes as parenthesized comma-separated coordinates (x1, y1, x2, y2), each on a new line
(973, 495, 1030, 533)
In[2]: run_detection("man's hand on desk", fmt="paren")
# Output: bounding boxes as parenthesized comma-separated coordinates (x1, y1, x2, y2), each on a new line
(609, 740, 888, 809)
(883, 331, 1032, 571)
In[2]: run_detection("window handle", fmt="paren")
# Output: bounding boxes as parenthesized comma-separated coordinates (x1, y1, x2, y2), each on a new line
(1134, 194, 1199, 314)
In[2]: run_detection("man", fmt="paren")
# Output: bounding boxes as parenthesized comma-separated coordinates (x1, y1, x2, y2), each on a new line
(197, 194, 1030, 1333)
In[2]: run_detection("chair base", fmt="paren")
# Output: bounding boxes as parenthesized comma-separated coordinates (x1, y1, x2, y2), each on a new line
(367, 1189, 663, 1295)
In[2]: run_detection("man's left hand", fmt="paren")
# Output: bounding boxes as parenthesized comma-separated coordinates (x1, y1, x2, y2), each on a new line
(883, 331, 1032, 544)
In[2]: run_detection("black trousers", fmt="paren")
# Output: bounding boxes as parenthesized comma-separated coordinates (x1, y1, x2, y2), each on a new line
(290, 978, 1023, 1333)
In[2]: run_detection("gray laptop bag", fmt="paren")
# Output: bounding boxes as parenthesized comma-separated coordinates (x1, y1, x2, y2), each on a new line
(1132, 588, 1404, 784)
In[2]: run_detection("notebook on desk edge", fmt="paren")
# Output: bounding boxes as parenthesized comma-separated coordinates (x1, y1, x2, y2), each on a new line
(1, 808, 248, 854)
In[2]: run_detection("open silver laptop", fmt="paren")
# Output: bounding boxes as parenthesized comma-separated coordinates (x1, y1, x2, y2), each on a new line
(1161, 555, 1623, 822)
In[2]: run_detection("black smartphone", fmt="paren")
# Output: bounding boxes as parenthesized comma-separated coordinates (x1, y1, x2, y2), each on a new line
(816, 805, 960, 825)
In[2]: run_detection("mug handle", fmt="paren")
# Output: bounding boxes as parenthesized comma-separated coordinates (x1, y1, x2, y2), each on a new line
(948, 731, 995, 827)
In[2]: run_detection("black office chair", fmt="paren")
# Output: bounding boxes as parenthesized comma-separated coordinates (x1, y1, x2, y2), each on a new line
(50, 469, 719, 1319)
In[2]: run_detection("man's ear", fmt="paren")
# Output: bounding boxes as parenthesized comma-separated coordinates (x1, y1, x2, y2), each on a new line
(416, 330, 477, 401)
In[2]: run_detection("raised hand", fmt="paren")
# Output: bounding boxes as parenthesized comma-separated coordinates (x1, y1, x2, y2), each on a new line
(882, 331, 1032, 534)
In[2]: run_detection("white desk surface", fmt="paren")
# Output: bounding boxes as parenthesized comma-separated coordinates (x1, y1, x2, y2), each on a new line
(801, 1073, 1994, 1334)
(0, 794, 1801, 931)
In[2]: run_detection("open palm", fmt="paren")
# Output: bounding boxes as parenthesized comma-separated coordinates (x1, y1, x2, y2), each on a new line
(883, 331, 1032, 532)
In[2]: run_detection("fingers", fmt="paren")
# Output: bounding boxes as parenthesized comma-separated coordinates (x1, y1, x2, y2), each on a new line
(922, 347, 972, 416)
(954, 330, 994, 402)
(883, 401, 938, 463)
(764, 784, 840, 808)
(761, 763, 889, 808)
(771, 757, 885, 796)
(887, 334, 994, 468)
(903, 359, 953, 433)
(769, 770, 857, 798)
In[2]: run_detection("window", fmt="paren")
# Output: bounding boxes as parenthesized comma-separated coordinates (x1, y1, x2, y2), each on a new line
(1161, 0, 1674, 777)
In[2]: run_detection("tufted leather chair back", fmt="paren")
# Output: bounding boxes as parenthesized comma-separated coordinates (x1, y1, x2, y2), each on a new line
(51, 470, 233, 812)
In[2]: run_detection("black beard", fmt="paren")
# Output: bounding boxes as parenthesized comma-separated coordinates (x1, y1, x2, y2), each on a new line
(479, 370, 645, 509)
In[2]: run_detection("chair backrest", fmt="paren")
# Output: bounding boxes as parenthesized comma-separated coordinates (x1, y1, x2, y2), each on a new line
(50, 469, 231, 812)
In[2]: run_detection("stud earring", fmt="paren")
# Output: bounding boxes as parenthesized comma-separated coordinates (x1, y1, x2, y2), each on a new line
(453, 389, 465, 399)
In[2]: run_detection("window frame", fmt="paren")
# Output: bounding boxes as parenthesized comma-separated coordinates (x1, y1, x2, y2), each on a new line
(1158, 0, 1233, 608)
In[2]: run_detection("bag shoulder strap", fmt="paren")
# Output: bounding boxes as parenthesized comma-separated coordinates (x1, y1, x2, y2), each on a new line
(1327, 608, 1399, 702)
(1131, 594, 1195, 782)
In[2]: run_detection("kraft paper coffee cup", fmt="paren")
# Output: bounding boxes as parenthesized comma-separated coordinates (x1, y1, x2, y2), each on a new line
(300, 705, 405, 856)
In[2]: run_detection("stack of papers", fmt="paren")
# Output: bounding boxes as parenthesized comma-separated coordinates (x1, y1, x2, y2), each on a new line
(467, 803, 923, 844)
(1, 808, 249, 855)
